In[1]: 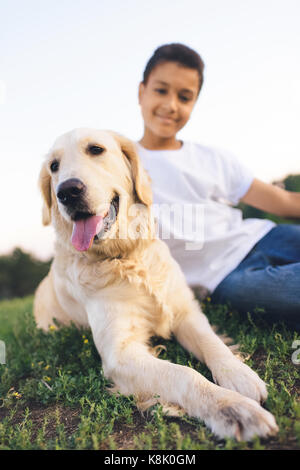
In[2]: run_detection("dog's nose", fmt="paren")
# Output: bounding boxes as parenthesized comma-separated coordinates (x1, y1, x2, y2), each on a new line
(57, 178, 86, 206)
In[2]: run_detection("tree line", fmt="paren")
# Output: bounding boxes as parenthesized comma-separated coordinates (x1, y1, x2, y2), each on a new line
(0, 248, 52, 299)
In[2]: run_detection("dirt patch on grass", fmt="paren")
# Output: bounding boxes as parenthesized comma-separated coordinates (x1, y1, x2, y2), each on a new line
(101, 411, 205, 450)
(103, 411, 147, 450)
(0, 403, 81, 443)
(0, 404, 298, 450)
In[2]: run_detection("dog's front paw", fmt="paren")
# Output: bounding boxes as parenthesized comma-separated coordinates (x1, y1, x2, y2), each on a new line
(207, 389, 278, 441)
(211, 358, 268, 403)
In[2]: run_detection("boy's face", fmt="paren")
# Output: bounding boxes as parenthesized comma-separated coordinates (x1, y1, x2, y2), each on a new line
(138, 61, 199, 141)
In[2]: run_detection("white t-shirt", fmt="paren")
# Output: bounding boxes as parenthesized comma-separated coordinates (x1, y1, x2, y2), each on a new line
(136, 141, 275, 292)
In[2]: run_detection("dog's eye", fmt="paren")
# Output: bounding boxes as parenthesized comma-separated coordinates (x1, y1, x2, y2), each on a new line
(50, 160, 59, 172)
(87, 145, 105, 156)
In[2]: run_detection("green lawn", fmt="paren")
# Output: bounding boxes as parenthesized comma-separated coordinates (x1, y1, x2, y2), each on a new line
(0, 295, 299, 450)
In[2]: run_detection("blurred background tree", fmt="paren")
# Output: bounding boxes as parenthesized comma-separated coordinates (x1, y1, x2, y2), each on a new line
(0, 248, 52, 299)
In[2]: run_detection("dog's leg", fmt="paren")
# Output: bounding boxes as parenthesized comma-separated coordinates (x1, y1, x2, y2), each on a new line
(173, 307, 268, 404)
(87, 303, 277, 441)
(34, 271, 73, 331)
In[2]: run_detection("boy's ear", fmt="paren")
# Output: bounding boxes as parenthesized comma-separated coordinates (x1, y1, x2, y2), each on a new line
(138, 82, 145, 105)
(113, 132, 153, 207)
(38, 163, 52, 225)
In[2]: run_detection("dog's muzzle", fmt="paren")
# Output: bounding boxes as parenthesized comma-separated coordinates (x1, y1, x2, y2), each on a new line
(57, 179, 119, 251)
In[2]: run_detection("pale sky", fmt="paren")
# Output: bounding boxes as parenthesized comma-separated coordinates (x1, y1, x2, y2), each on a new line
(1, 0, 299, 259)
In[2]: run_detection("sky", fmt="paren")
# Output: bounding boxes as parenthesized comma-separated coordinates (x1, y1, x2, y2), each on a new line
(1, 0, 300, 260)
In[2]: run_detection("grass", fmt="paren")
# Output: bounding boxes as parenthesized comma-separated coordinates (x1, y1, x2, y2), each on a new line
(0, 295, 299, 450)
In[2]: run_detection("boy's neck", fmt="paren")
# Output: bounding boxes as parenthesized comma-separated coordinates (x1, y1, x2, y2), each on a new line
(138, 133, 183, 150)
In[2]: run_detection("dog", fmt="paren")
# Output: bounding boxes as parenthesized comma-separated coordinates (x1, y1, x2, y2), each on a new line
(34, 128, 278, 441)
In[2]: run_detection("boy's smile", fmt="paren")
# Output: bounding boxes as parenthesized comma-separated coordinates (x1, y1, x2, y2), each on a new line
(138, 62, 199, 150)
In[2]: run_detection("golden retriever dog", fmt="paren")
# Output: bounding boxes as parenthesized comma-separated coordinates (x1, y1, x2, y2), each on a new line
(34, 128, 278, 441)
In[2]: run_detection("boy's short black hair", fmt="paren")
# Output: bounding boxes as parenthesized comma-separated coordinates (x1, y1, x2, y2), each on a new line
(142, 43, 205, 94)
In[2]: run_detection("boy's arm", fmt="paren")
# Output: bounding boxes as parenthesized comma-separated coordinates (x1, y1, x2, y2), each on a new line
(241, 178, 300, 218)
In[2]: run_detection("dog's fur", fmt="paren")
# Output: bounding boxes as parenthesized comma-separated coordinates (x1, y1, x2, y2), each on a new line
(34, 128, 278, 440)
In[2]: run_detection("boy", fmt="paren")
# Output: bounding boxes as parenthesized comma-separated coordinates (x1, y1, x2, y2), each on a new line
(136, 43, 300, 331)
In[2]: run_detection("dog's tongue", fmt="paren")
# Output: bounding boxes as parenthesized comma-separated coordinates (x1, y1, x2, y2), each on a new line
(71, 215, 103, 251)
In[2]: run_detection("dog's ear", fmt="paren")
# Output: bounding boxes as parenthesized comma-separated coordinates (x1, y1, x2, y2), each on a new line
(114, 133, 153, 207)
(38, 163, 52, 225)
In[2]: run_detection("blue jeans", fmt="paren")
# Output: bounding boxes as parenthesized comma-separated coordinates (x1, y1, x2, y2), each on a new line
(211, 224, 300, 331)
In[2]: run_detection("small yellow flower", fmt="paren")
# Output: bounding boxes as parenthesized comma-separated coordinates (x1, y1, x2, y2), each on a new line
(49, 325, 56, 331)
(44, 365, 50, 370)
(12, 392, 22, 399)
(43, 376, 51, 382)
(84, 339, 89, 344)
(206, 296, 211, 302)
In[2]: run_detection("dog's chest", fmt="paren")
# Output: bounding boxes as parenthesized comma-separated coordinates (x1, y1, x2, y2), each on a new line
(56, 255, 176, 338)
(54, 263, 90, 325)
